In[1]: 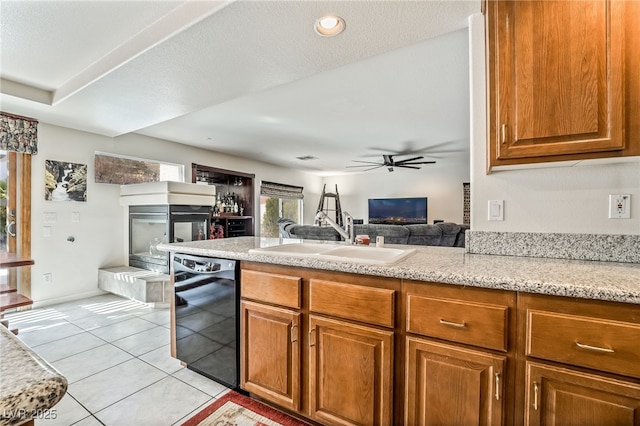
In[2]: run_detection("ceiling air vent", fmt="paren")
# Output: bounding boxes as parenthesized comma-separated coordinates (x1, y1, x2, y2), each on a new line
(296, 156, 318, 161)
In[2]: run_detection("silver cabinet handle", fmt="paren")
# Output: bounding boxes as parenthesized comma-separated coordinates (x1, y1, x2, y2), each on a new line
(291, 324, 298, 343)
(533, 382, 539, 411)
(439, 318, 466, 328)
(576, 341, 615, 353)
(6, 220, 15, 238)
(309, 328, 316, 347)
(495, 373, 500, 401)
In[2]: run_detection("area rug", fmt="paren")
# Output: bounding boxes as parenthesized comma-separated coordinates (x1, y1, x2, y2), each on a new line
(182, 391, 309, 426)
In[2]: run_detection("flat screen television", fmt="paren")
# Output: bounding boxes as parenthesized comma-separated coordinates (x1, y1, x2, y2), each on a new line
(368, 197, 427, 225)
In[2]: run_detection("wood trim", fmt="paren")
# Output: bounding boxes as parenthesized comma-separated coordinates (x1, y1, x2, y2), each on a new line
(7, 152, 17, 290)
(19, 154, 31, 299)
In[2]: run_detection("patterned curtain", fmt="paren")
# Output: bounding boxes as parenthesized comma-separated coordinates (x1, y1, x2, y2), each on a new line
(0, 112, 38, 154)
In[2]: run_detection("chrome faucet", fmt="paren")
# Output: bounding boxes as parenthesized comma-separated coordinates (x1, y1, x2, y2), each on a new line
(315, 211, 355, 244)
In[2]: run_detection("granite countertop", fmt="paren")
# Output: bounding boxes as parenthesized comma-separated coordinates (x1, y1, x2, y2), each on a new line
(158, 237, 640, 305)
(0, 326, 67, 426)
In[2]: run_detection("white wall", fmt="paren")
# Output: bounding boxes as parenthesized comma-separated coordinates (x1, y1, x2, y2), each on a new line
(30, 123, 321, 306)
(469, 13, 640, 235)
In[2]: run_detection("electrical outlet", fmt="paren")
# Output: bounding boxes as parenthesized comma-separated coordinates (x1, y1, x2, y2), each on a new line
(43, 212, 57, 224)
(43, 273, 52, 284)
(608, 194, 631, 219)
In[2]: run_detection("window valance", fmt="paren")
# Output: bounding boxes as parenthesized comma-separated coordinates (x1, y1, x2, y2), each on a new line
(260, 181, 304, 199)
(1, 112, 38, 154)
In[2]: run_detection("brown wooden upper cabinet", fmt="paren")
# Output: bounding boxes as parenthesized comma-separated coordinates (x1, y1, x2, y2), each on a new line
(486, 0, 639, 170)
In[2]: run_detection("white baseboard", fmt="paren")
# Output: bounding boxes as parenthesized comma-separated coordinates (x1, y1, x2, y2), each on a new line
(30, 289, 108, 309)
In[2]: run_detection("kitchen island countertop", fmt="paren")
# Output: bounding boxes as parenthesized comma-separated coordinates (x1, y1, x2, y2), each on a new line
(0, 326, 67, 426)
(158, 237, 640, 305)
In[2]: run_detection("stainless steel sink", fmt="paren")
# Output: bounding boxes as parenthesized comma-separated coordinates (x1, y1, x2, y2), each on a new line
(249, 243, 416, 265)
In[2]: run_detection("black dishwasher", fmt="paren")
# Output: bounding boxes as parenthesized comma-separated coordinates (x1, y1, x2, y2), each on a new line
(173, 253, 239, 388)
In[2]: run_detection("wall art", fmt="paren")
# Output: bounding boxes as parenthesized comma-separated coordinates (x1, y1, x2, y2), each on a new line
(45, 160, 87, 202)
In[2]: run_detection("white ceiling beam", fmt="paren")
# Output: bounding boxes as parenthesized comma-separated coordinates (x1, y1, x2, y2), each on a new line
(0, 78, 52, 105)
(52, 0, 235, 106)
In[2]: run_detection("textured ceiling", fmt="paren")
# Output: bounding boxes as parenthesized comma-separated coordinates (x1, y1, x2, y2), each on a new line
(0, 0, 480, 175)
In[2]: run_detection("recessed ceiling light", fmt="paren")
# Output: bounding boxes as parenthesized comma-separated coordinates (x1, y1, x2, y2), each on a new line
(314, 15, 345, 37)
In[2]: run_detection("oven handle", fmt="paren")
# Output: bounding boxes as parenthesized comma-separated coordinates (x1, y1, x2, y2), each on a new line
(170, 212, 210, 216)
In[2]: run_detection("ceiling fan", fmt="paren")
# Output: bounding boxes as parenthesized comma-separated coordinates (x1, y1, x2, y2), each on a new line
(347, 154, 436, 172)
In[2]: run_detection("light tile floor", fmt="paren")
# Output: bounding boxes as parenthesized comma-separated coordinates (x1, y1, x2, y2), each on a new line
(5, 294, 231, 426)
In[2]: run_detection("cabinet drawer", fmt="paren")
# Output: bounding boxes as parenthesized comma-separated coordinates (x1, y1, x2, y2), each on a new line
(241, 270, 301, 309)
(309, 279, 395, 328)
(407, 295, 508, 352)
(527, 310, 640, 378)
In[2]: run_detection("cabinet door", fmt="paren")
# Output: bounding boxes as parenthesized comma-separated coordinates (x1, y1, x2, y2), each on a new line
(525, 362, 640, 426)
(240, 300, 301, 411)
(405, 337, 506, 426)
(488, 0, 625, 165)
(308, 315, 394, 426)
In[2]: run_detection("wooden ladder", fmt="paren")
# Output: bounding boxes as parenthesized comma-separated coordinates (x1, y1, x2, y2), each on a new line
(316, 184, 343, 227)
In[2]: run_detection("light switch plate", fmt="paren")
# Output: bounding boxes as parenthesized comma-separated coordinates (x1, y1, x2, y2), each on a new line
(72, 212, 80, 223)
(488, 200, 504, 221)
(43, 226, 52, 237)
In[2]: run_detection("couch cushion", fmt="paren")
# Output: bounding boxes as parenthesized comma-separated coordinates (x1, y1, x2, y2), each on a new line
(288, 224, 341, 241)
(355, 224, 409, 244)
(406, 224, 443, 246)
(454, 224, 470, 247)
(277, 218, 297, 238)
(353, 224, 378, 240)
(438, 222, 462, 246)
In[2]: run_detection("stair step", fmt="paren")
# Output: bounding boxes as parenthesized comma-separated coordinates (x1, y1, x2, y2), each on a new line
(0, 284, 17, 294)
(0, 292, 33, 312)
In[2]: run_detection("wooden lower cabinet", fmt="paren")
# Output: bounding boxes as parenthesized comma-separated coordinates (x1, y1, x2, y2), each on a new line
(405, 337, 506, 426)
(525, 362, 640, 426)
(240, 300, 301, 412)
(308, 315, 394, 426)
(236, 264, 640, 426)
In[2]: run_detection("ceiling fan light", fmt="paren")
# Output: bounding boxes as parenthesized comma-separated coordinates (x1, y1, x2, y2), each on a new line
(315, 15, 345, 37)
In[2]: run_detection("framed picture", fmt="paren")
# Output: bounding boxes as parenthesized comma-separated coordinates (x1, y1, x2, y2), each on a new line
(45, 160, 87, 202)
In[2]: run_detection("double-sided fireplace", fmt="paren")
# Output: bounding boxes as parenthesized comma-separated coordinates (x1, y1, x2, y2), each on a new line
(128, 204, 211, 274)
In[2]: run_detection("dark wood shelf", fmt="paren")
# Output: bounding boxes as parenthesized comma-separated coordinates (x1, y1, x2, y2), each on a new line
(0, 252, 34, 268)
(0, 292, 33, 311)
(192, 163, 255, 238)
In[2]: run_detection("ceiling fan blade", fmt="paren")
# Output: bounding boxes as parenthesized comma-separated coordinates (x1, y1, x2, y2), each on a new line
(396, 165, 422, 169)
(402, 161, 436, 165)
(362, 165, 385, 172)
(395, 156, 424, 164)
(346, 164, 384, 171)
(350, 160, 384, 165)
(366, 140, 466, 157)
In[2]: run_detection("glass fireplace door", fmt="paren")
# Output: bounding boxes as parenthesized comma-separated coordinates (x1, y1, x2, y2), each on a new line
(129, 205, 211, 273)
(170, 205, 211, 244)
(129, 206, 169, 272)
